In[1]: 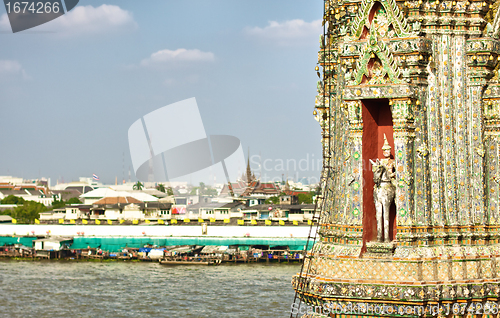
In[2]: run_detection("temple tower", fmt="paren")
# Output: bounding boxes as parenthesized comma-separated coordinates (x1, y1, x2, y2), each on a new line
(293, 0, 500, 316)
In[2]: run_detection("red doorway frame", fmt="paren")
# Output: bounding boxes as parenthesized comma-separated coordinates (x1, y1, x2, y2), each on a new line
(361, 99, 397, 248)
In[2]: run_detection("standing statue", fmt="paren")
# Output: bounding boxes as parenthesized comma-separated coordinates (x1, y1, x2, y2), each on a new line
(369, 134, 396, 243)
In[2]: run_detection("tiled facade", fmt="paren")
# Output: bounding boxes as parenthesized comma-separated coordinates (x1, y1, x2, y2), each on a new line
(294, 0, 500, 316)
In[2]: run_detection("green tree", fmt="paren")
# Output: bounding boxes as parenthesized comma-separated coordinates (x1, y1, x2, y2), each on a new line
(204, 187, 218, 196)
(1, 195, 25, 205)
(166, 187, 174, 196)
(6, 201, 47, 224)
(202, 182, 218, 195)
(297, 192, 314, 204)
(133, 181, 144, 190)
(195, 182, 206, 195)
(67, 197, 82, 204)
(190, 183, 217, 196)
(156, 184, 166, 193)
(51, 200, 66, 209)
(265, 196, 280, 204)
(189, 187, 199, 195)
(50, 197, 81, 209)
(0, 209, 12, 216)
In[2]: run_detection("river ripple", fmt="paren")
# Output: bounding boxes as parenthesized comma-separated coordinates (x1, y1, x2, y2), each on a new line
(0, 260, 300, 318)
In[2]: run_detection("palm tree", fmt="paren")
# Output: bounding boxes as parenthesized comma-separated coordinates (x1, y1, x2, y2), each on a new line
(133, 181, 143, 190)
(166, 187, 174, 196)
(156, 184, 166, 193)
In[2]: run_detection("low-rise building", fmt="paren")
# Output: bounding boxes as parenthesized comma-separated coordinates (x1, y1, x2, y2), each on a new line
(33, 237, 73, 251)
(65, 204, 91, 220)
(39, 209, 66, 221)
(142, 202, 173, 219)
(52, 189, 83, 202)
(89, 197, 172, 221)
(186, 201, 246, 220)
(33, 237, 74, 259)
(80, 188, 159, 205)
(0, 215, 13, 223)
(0, 187, 54, 206)
(90, 196, 143, 220)
(220, 180, 281, 199)
(241, 204, 316, 221)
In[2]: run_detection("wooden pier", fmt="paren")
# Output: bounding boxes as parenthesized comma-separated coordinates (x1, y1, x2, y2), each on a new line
(0, 244, 305, 264)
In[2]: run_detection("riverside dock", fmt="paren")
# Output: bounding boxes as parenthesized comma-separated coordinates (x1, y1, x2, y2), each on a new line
(0, 224, 315, 264)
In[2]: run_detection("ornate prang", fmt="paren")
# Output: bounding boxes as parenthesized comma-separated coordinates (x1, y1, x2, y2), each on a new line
(296, 0, 500, 316)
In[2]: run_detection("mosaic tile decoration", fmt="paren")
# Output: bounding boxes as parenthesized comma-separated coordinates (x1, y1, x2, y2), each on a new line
(295, 0, 500, 316)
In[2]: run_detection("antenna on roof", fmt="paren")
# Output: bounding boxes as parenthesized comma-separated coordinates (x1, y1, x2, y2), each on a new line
(259, 151, 262, 181)
(122, 152, 125, 184)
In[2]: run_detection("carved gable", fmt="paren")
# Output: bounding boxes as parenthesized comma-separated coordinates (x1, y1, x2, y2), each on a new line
(351, 0, 413, 39)
(351, 32, 402, 85)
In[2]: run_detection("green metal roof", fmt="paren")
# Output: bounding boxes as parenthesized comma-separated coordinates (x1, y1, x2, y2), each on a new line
(0, 236, 311, 252)
(70, 237, 310, 252)
(0, 236, 37, 247)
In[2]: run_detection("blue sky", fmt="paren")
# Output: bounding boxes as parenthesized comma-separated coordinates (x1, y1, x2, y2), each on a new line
(0, 0, 323, 186)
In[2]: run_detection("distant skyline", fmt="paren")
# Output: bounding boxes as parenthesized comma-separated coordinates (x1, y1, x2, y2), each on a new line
(0, 1, 323, 185)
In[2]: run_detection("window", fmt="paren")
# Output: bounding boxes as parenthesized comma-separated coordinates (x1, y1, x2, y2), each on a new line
(175, 198, 187, 205)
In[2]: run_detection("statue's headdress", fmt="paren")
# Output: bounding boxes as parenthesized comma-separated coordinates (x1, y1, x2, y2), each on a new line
(382, 134, 391, 151)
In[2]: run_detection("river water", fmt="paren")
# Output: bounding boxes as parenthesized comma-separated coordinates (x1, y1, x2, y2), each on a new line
(0, 260, 300, 318)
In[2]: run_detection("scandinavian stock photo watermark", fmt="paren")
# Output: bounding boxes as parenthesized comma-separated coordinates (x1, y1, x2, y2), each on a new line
(291, 301, 500, 316)
(249, 153, 322, 184)
(3, 0, 80, 32)
(127, 97, 322, 187)
(128, 98, 246, 187)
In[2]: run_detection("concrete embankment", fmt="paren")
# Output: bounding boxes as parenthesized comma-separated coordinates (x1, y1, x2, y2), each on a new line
(0, 225, 317, 251)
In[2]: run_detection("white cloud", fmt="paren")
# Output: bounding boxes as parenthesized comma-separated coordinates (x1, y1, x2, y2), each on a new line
(0, 5, 136, 35)
(0, 60, 30, 79)
(245, 19, 322, 46)
(141, 49, 215, 67)
(0, 60, 22, 73)
(0, 13, 9, 31)
(49, 4, 136, 35)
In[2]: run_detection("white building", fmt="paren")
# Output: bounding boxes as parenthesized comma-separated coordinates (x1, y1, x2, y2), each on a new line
(33, 237, 73, 251)
(39, 210, 66, 221)
(80, 188, 159, 205)
(0, 188, 55, 206)
(187, 202, 245, 220)
(89, 197, 172, 221)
